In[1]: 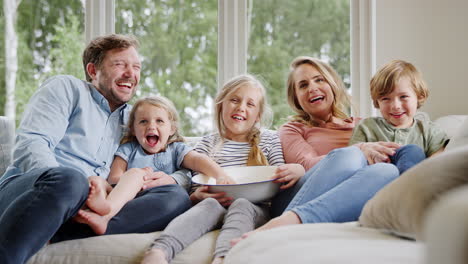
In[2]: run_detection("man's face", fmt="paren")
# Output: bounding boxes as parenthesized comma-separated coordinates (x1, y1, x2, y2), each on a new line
(90, 46, 141, 111)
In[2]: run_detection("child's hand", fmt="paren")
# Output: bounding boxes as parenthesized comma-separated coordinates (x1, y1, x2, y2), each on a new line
(357, 142, 400, 164)
(273, 164, 305, 189)
(142, 171, 176, 189)
(190, 186, 233, 207)
(215, 174, 236, 185)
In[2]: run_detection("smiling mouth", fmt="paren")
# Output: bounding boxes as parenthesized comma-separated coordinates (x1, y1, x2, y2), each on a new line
(391, 113, 406, 118)
(146, 135, 159, 147)
(232, 115, 246, 121)
(116, 80, 134, 90)
(309, 96, 324, 103)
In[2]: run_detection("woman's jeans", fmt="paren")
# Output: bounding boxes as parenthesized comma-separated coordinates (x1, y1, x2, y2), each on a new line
(285, 146, 399, 223)
(0, 167, 191, 264)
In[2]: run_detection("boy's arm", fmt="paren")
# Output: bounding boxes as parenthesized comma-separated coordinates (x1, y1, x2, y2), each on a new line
(426, 121, 450, 157)
(348, 123, 368, 145)
(350, 118, 399, 164)
(429, 147, 445, 157)
(107, 156, 128, 185)
(182, 150, 235, 184)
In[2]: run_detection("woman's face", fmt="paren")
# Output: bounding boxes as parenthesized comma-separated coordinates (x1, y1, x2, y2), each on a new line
(293, 63, 335, 121)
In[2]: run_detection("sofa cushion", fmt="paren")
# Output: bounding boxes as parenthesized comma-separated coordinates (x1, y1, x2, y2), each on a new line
(225, 223, 423, 264)
(28, 230, 219, 264)
(0, 116, 15, 176)
(359, 145, 468, 240)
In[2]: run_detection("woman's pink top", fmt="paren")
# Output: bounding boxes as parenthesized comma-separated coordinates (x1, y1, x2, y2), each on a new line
(279, 118, 358, 171)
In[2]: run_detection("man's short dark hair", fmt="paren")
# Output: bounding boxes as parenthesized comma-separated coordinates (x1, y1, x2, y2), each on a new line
(82, 34, 139, 82)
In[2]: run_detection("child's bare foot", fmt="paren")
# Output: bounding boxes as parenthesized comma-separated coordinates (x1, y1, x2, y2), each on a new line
(141, 248, 168, 264)
(86, 178, 111, 215)
(75, 209, 109, 235)
(230, 211, 302, 246)
(211, 257, 224, 264)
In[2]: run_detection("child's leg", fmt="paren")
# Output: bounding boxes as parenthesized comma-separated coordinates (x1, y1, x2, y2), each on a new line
(213, 198, 269, 260)
(75, 168, 148, 235)
(86, 176, 112, 215)
(143, 198, 226, 263)
(390, 144, 426, 174)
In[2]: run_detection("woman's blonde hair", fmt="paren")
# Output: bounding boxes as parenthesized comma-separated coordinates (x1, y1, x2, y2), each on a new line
(121, 96, 184, 147)
(286, 56, 352, 126)
(214, 74, 272, 166)
(370, 59, 429, 108)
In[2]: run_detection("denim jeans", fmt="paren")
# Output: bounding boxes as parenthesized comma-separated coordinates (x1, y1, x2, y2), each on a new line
(285, 146, 399, 223)
(0, 167, 89, 264)
(390, 144, 426, 174)
(270, 173, 307, 218)
(0, 167, 191, 264)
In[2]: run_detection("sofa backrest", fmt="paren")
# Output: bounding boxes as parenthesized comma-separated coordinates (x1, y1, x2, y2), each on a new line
(0, 114, 466, 176)
(0, 116, 15, 176)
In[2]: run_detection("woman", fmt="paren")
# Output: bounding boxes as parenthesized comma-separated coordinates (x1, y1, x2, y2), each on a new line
(233, 56, 400, 243)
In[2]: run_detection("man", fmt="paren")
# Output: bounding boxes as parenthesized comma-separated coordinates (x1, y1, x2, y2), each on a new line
(0, 34, 191, 264)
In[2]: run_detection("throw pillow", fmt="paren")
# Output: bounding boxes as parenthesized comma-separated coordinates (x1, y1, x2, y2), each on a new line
(359, 145, 468, 240)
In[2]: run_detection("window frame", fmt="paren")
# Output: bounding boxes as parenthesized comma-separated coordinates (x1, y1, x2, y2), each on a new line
(85, 0, 376, 118)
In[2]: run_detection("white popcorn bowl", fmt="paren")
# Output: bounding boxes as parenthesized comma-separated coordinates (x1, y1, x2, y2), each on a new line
(192, 165, 280, 203)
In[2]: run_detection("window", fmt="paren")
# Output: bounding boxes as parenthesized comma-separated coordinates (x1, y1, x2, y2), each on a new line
(116, 0, 218, 136)
(115, 0, 351, 134)
(0, 0, 85, 122)
(247, 0, 350, 128)
(2, 0, 356, 133)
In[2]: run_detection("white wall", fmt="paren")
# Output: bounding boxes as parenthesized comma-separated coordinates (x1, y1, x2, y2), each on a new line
(375, 0, 468, 119)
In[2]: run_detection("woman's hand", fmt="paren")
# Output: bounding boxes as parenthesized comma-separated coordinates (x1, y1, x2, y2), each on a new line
(273, 164, 305, 189)
(357, 142, 401, 164)
(190, 186, 233, 207)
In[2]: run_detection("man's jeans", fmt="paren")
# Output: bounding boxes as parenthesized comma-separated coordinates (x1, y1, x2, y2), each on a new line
(0, 167, 191, 264)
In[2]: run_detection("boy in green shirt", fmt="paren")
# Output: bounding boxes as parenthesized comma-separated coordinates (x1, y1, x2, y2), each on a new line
(349, 60, 448, 174)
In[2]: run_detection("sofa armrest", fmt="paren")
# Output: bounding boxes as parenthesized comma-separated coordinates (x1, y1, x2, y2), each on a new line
(0, 116, 15, 176)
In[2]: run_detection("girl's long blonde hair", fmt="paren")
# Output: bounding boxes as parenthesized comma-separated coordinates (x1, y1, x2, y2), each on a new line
(121, 96, 184, 147)
(286, 56, 352, 126)
(214, 74, 272, 166)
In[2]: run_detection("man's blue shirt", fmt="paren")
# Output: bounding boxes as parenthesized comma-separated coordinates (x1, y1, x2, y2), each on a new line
(1, 75, 130, 183)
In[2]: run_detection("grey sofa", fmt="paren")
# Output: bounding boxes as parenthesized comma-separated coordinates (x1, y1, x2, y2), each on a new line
(0, 114, 467, 264)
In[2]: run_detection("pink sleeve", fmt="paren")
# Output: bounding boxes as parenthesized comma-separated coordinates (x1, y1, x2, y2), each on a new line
(279, 123, 326, 171)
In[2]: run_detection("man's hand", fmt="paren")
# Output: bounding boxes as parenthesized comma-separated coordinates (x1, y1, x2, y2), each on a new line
(142, 171, 177, 189)
(190, 186, 233, 207)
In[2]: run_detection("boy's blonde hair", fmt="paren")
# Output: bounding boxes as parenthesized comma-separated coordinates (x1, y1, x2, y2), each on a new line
(121, 96, 184, 146)
(214, 74, 272, 166)
(370, 60, 429, 108)
(286, 56, 352, 126)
